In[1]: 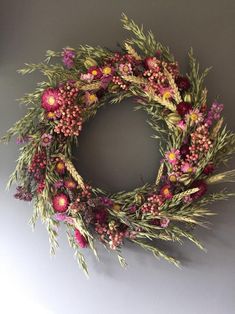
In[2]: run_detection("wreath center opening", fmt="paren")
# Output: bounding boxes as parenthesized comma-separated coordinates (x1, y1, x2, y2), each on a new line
(72, 98, 161, 193)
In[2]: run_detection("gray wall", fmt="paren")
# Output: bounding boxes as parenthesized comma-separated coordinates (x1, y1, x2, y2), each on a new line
(1, 1, 235, 313)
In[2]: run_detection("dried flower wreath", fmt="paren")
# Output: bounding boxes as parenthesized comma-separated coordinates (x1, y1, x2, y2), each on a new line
(2, 14, 235, 275)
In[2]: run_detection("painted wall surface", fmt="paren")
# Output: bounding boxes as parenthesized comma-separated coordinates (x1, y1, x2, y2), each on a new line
(1, 1, 235, 313)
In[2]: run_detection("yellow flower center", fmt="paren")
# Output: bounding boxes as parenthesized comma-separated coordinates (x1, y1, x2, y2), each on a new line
(163, 188, 170, 196)
(89, 94, 97, 103)
(47, 112, 55, 119)
(59, 198, 66, 206)
(91, 70, 98, 76)
(168, 152, 176, 160)
(57, 162, 65, 170)
(187, 166, 193, 173)
(190, 113, 198, 121)
(169, 174, 177, 182)
(103, 67, 112, 75)
(163, 91, 171, 101)
(48, 96, 55, 105)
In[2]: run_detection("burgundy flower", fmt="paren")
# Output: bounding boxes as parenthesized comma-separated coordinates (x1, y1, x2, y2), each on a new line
(74, 229, 88, 248)
(175, 76, 191, 91)
(95, 208, 108, 224)
(203, 163, 215, 175)
(177, 101, 193, 117)
(52, 193, 69, 212)
(180, 144, 190, 158)
(191, 180, 208, 199)
(160, 184, 173, 200)
(88, 66, 102, 79)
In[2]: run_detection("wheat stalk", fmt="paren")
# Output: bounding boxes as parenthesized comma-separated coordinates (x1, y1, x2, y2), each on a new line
(75, 81, 101, 91)
(57, 154, 85, 190)
(155, 163, 164, 186)
(163, 67, 182, 104)
(124, 43, 142, 60)
(206, 169, 235, 184)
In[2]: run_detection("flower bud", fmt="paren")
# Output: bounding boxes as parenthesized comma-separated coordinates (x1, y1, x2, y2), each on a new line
(183, 93, 192, 103)
(166, 112, 181, 124)
(84, 57, 97, 69)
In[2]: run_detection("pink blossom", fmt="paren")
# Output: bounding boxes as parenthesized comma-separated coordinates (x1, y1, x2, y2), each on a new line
(165, 149, 180, 165)
(181, 162, 194, 174)
(160, 218, 170, 228)
(80, 73, 94, 83)
(74, 229, 88, 248)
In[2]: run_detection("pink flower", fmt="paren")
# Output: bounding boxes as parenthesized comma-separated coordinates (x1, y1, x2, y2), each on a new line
(54, 180, 64, 189)
(160, 185, 173, 200)
(54, 213, 67, 221)
(85, 92, 98, 106)
(165, 149, 180, 165)
(41, 133, 52, 147)
(52, 193, 69, 212)
(55, 160, 66, 175)
(160, 217, 170, 228)
(80, 73, 94, 83)
(186, 109, 203, 124)
(144, 57, 160, 70)
(54, 213, 74, 224)
(181, 162, 194, 174)
(74, 229, 88, 248)
(64, 178, 77, 190)
(119, 63, 133, 75)
(41, 88, 62, 112)
(158, 86, 174, 101)
(62, 48, 76, 69)
(88, 66, 102, 79)
(177, 120, 186, 131)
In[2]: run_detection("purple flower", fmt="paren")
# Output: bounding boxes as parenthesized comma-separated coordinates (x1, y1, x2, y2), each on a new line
(206, 101, 224, 126)
(14, 186, 32, 201)
(99, 196, 114, 207)
(41, 133, 52, 147)
(54, 180, 64, 189)
(62, 48, 76, 69)
(16, 136, 31, 145)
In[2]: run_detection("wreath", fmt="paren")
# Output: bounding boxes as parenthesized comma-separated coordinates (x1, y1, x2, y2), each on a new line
(2, 14, 235, 275)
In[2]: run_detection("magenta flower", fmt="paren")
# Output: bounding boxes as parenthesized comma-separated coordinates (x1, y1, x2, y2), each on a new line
(62, 48, 76, 69)
(206, 101, 224, 126)
(41, 88, 61, 112)
(181, 162, 194, 173)
(88, 66, 102, 79)
(165, 149, 180, 165)
(160, 184, 173, 200)
(54, 180, 64, 189)
(119, 63, 133, 75)
(52, 193, 69, 212)
(41, 133, 52, 147)
(74, 229, 88, 248)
